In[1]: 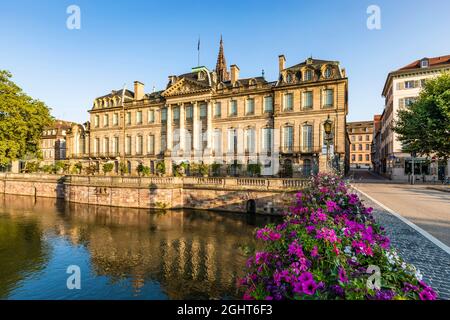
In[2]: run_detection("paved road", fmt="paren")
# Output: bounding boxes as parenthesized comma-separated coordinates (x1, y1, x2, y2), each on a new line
(353, 182, 450, 247)
(348, 169, 388, 181)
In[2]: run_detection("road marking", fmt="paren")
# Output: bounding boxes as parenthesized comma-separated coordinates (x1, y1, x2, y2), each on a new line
(351, 184, 450, 256)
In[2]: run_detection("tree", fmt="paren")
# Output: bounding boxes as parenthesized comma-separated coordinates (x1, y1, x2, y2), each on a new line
(394, 72, 450, 159)
(0, 70, 53, 166)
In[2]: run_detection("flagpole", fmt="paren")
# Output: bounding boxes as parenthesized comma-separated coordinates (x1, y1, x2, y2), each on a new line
(197, 36, 200, 66)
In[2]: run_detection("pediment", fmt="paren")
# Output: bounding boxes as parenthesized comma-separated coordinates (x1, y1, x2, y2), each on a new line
(162, 78, 211, 97)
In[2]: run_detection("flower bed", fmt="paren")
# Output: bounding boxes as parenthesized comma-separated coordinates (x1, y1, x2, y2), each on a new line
(240, 173, 437, 300)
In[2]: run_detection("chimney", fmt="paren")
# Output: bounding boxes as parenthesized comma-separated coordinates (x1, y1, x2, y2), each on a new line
(278, 55, 286, 74)
(134, 81, 145, 101)
(230, 64, 240, 85)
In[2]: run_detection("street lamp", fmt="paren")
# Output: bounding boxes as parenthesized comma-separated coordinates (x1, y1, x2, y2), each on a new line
(323, 115, 333, 172)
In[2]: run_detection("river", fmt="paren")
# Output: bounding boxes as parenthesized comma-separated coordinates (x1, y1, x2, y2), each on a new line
(0, 195, 279, 300)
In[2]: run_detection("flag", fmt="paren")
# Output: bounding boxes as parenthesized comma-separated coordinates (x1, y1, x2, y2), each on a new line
(197, 37, 200, 51)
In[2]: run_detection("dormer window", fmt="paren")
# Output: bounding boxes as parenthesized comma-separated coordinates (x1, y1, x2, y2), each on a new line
(420, 59, 429, 68)
(305, 69, 313, 81)
(198, 71, 206, 81)
(324, 67, 332, 78)
(286, 73, 293, 83)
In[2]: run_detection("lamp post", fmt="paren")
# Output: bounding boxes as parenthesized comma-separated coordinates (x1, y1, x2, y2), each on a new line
(323, 115, 333, 172)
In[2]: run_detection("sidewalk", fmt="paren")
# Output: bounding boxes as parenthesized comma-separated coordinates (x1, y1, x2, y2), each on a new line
(426, 185, 450, 193)
(355, 191, 450, 300)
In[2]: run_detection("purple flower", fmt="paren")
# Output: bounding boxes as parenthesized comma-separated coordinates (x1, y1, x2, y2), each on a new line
(288, 241, 304, 258)
(299, 272, 313, 283)
(348, 194, 359, 205)
(325, 200, 340, 213)
(302, 280, 317, 295)
(331, 285, 345, 297)
(338, 267, 348, 283)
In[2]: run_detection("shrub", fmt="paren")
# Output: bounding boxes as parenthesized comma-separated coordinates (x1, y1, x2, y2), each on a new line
(198, 162, 209, 177)
(41, 164, 53, 174)
(54, 161, 65, 174)
(155, 161, 165, 176)
(137, 163, 151, 177)
(141, 166, 151, 176)
(24, 161, 40, 173)
(211, 162, 222, 177)
(247, 163, 261, 177)
(72, 162, 83, 174)
(173, 162, 188, 177)
(84, 164, 97, 176)
(239, 173, 437, 300)
(102, 163, 114, 175)
(119, 162, 128, 175)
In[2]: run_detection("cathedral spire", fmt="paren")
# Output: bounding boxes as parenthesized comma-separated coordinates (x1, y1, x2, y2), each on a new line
(215, 35, 230, 82)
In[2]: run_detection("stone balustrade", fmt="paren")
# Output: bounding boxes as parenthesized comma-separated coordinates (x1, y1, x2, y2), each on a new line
(0, 173, 309, 214)
(0, 173, 309, 191)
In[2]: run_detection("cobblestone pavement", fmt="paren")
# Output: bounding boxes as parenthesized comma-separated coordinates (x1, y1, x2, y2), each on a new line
(353, 183, 450, 246)
(354, 191, 450, 300)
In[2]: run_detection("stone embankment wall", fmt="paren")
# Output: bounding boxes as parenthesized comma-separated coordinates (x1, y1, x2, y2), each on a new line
(0, 174, 309, 214)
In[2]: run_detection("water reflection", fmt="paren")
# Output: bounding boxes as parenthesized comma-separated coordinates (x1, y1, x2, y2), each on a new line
(0, 195, 277, 299)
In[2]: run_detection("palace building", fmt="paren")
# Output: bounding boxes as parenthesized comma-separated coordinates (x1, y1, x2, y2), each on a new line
(66, 38, 349, 177)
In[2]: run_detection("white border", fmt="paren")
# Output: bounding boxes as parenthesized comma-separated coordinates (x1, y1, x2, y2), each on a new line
(351, 184, 450, 256)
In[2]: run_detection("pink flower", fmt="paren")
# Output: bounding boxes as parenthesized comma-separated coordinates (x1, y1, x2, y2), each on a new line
(316, 227, 338, 243)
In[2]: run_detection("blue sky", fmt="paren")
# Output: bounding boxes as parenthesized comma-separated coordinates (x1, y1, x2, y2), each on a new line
(1, 0, 449, 123)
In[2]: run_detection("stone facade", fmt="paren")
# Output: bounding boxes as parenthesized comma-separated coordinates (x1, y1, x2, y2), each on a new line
(347, 121, 373, 169)
(379, 55, 450, 181)
(66, 39, 349, 177)
(40, 120, 73, 165)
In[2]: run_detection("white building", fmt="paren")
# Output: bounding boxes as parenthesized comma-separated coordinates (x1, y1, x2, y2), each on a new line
(380, 55, 450, 182)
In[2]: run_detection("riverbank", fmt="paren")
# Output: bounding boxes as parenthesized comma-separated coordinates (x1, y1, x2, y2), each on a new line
(0, 173, 308, 214)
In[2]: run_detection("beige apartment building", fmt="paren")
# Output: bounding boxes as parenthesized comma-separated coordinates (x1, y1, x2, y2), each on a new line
(40, 120, 73, 165)
(347, 121, 373, 169)
(66, 39, 349, 177)
(379, 55, 450, 181)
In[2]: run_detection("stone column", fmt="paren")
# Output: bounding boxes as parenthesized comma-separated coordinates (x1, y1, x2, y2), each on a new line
(165, 105, 173, 176)
(166, 105, 173, 151)
(192, 102, 200, 158)
(206, 100, 213, 152)
(179, 103, 185, 154)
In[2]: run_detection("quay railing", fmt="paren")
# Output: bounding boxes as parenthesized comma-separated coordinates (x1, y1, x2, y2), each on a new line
(0, 173, 310, 191)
